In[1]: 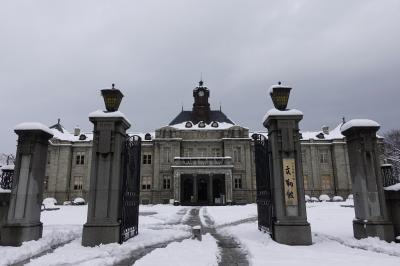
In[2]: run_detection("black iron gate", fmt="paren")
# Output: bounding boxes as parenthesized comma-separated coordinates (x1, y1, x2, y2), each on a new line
(0, 168, 14, 190)
(119, 135, 141, 244)
(252, 133, 274, 235)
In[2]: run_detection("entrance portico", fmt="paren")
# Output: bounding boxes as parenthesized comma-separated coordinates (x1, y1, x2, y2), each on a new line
(172, 157, 233, 205)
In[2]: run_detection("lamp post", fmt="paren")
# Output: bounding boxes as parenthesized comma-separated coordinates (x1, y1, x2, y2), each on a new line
(101, 83, 124, 112)
(269, 81, 292, 111)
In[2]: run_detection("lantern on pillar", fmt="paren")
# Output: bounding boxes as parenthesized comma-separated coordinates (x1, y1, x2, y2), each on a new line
(269, 81, 292, 110)
(101, 83, 124, 112)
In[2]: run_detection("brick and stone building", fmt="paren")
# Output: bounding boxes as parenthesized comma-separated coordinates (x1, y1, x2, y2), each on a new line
(43, 81, 353, 205)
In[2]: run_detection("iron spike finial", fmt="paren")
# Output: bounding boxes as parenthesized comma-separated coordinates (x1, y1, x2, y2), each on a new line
(112, 83, 115, 89)
(278, 81, 282, 85)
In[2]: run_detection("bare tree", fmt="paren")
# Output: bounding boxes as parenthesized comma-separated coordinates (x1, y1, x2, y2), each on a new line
(0, 153, 15, 166)
(383, 129, 400, 180)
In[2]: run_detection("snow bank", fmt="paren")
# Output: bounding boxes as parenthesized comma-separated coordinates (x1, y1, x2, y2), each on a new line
(26, 227, 191, 266)
(384, 183, 400, 191)
(135, 233, 220, 266)
(221, 221, 400, 266)
(0, 187, 11, 193)
(341, 119, 380, 132)
(0, 225, 81, 266)
(14, 122, 53, 135)
(319, 194, 331, 202)
(332, 196, 344, 202)
(201, 204, 257, 227)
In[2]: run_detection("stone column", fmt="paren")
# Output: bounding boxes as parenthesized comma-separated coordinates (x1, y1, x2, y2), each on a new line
(341, 119, 394, 242)
(1, 123, 53, 246)
(264, 109, 312, 245)
(82, 112, 130, 247)
(225, 170, 233, 204)
(173, 171, 181, 205)
(208, 174, 213, 204)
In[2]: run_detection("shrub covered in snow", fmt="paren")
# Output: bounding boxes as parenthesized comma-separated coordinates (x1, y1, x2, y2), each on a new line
(42, 197, 57, 208)
(319, 194, 331, 202)
(305, 195, 311, 202)
(310, 197, 319, 202)
(63, 201, 72, 205)
(332, 196, 344, 202)
(347, 194, 353, 200)
(73, 197, 85, 205)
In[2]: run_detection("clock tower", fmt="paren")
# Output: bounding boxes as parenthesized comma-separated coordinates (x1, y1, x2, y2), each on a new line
(192, 80, 211, 123)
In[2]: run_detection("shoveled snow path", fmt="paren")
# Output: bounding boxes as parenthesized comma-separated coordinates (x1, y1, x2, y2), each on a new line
(200, 207, 250, 266)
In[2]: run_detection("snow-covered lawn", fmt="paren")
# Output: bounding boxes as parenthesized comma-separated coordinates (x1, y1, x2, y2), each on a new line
(202, 202, 400, 266)
(1, 202, 399, 265)
(135, 234, 220, 266)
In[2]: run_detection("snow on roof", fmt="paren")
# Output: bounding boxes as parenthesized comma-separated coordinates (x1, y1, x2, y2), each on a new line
(14, 122, 54, 135)
(169, 121, 235, 130)
(89, 110, 131, 125)
(1, 164, 14, 171)
(301, 123, 345, 141)
(128, 132, 155, 141)
(262, 108, 303, 123)
(341, 119, 380, 133)
(50, 128, 93, 142)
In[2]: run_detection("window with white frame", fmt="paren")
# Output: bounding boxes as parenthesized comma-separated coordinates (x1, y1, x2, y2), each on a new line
(143, 154, 152, 164)
(163, 147, 171, 163)
(198, 148, 207, 157)
(76, 152, 85, 165)
(74, 176, 83, 190)
(234, 175, 242, 189)
(233, 147, 241, 163)
(142, 176, 152, 190)
(319, 151, 328, 164)
(211, 148, 221, 157)
(163, 175, 171, 189)
(184, 148, 193, 157)
(321, 175, 332, 189)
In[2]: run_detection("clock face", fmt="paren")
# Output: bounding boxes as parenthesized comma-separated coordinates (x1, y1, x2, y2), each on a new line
(198, 90, 204, 97)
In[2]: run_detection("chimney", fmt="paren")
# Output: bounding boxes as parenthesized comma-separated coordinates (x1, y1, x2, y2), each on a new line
(322, 125, 329, 135)
(74, 126, 81, 136)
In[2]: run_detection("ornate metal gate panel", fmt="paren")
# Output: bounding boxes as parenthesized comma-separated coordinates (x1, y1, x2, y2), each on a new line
(119, 135, 141, 244)
(0, 168, 14, 190)
(252, 133, 274, 234)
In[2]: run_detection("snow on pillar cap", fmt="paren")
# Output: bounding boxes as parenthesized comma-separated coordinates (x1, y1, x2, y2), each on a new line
(341, 119, 380, 133)
(14, 122, 54, 136)
(89, 110, 131, 125)
(262, 108, 303, 123)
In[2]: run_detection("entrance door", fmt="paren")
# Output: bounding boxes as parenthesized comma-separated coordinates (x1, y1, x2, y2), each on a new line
(197, 177, 208, 203)
(212, 175, 225, 204)
(182, 177, 194, 203)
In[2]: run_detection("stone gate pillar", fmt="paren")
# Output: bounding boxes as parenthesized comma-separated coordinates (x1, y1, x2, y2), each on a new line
(81, 111, 130, 247)
(264, 110, 312, 245)
(1, 123, 53, 246)
(262, 83, 311, 245)
(341, 119, 394, 242)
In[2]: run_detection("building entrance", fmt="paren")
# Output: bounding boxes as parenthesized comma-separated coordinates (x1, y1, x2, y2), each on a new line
(180, 173, 227, 205)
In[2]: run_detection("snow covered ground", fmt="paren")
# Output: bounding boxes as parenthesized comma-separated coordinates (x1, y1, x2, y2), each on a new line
(0, 202, 399, 265)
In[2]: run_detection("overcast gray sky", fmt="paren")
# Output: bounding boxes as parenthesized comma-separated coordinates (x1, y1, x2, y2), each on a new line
(1, 0, 399, 154)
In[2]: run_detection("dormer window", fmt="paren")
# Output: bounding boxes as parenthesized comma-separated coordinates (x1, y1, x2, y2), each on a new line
(185, 121, 193, 128)
(198, 121, 206, 128)
(211, 121, 219, 128)
(316, 133, 325, 139)
(79, 134, 87, 140)
(145, 133, 152, 140)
